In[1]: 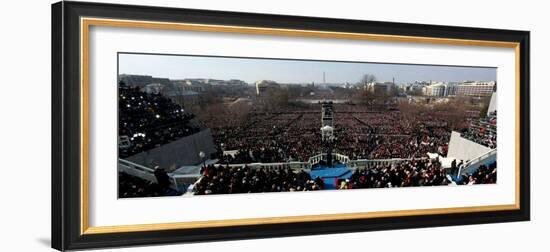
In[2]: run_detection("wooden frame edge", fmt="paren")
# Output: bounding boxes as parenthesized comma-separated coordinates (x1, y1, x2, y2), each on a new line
(78, 17, 524, 235)
(82, 204, 518, 235)
(83, 17, 519, 48)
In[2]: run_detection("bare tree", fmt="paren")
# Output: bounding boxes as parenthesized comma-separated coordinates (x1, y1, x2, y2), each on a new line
(356, 73, 375, 86)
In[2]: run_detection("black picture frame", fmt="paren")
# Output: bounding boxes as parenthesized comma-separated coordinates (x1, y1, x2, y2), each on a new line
(52, 1, 530, 251)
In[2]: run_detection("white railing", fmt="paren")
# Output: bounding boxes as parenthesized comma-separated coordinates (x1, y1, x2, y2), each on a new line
(334, 153, 351, 163)
(120, 153, 441, 194)
(305, 153, 422, 169)
(307, 153, 351, 166)
(119, 158, 313, 194)
(169, 174, 201, 190)
(211, 161, 310, 171)
(118, 158, 157, 183)
(458, 148, 497, 175)
(118, 159, 186, 191)
(348, 157, 422, 169)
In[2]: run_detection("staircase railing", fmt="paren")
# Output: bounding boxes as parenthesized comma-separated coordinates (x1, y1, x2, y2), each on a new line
(457, 148, 497, 175)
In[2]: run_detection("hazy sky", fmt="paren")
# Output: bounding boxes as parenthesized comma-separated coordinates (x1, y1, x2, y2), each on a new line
(119, 53, 496, 84)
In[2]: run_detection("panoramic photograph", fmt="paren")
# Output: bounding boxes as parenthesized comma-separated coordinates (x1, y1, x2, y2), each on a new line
(117, 53, 497, 198)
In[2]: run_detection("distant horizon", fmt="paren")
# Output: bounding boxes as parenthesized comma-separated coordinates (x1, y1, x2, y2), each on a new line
(119, 53, 497, 84)
(118, 72, 495, 86)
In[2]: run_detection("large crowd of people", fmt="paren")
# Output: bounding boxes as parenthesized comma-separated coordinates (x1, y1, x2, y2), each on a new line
(343, 158, 450, 189)
(117, 80, 473, 165)
(118, 172, 182, 198)
(456, 162, 497, 185)
(118, 82, 201, 158)
(117, 79, 498, 197)
(206, 104, 460, 164)
(192, 158, 497, 195)
(193, 164, 325, 195)
(461, 111, 497, 148)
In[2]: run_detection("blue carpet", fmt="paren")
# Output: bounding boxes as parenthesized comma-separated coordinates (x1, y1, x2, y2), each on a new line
(309, 165, 352, 190)
(322, 177, 338, 189)
(309, 167, 350, 178)
(312, 163, 348, 170)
